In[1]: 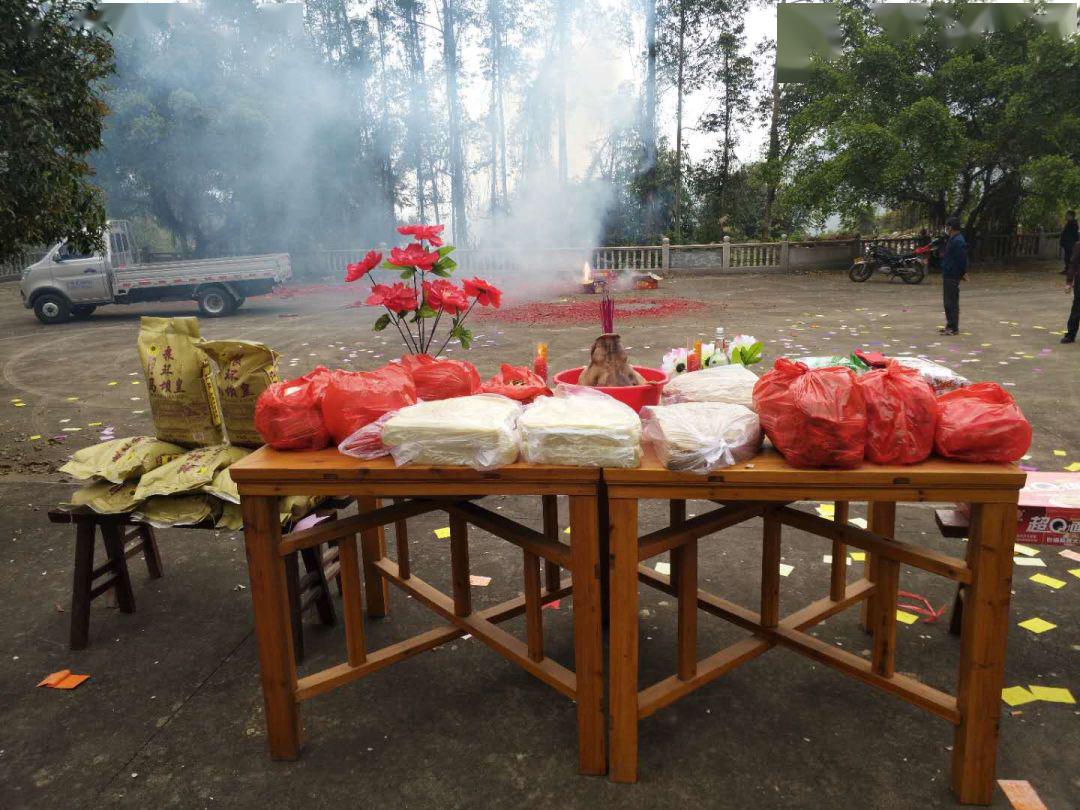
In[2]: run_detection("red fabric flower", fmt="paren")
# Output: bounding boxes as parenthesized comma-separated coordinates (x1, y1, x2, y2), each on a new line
(423, 279, 470, 315)
(462, 277, 502, 308)
(344, 250, 382, 282)
(389, 242, 440, 271)
(365, 282, 418, 313)
(397, 223, 445, 247)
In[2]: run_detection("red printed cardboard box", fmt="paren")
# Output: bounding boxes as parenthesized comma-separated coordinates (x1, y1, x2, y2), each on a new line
(960, 472, 1080, 545)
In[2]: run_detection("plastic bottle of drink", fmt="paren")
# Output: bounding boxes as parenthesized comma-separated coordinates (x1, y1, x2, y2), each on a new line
(710, 327, 728, 365)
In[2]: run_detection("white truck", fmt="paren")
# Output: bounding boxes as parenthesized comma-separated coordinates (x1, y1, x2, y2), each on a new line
(19, 220, 292, 324)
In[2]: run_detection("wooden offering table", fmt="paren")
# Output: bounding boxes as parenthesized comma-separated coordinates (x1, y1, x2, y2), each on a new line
(603, 450, 1025, 805)
(230, 448, 606, 774)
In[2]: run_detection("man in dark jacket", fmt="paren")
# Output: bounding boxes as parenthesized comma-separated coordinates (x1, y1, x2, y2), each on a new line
(1062, 241, 1080, 343)
(939, 217, 967, 335)
(1060, 210, 1078, 274)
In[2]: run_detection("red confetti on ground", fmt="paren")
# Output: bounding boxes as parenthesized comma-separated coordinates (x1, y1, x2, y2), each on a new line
(475, 296, 709, 324)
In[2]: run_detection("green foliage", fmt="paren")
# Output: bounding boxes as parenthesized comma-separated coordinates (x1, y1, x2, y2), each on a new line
(729, 341, 762, 367)
(0, 1, 114, 261)
(372, 313, 392, 331)
(787, 4, 1080, 235)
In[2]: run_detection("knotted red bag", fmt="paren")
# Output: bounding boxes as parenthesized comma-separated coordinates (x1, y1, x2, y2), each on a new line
(321, 364, 417, 444)
(752, 358, 867, 468)
(934, 382, 1032, 462)
(254, 366, 332, 451)
(399, 354, 481, 400)
(857, 362, 938, 464)
(479, 364, 551, 403)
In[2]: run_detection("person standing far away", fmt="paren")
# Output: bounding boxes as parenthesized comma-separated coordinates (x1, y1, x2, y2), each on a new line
(1060, 210, 1078, 275)
(1061, 240, 1080, 343)
(939, 217, 968, 336)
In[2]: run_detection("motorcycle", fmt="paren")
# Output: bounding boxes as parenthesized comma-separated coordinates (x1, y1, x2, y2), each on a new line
(848, 237, 944, 284)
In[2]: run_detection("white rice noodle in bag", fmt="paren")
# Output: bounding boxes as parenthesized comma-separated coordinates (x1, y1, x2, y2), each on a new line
(891, 356, 970, 395)
(376, 394, 521, 470)
(661, 364, 759, 410)
(519, 384, 641, 468)
(641, 402, 762, 473)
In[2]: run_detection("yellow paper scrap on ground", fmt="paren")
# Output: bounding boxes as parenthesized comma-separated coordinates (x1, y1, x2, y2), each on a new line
(469, 575, 491, 587)
(849, 517, 868, 529)
(779, 563, 794, 577)
(895, 610, 919, 625)
(563, 526, 571, 535)
(433, 527, 451, 539)
(997, 779, 1047, 810)
(1066, 462, 1080, 472)
(1029, 573, 1066, 589)
(107, 381, 118, 386)
(1068, 567, 1080, 580)
(1053, 450, 1067, 457)
(851, 551, 866, 562)
(1013, 544, 1039, 557)
(1028, 685, 1075, 704)
(654, 561, 671, 575)
(816, 504, 835, 518)
(1000, 686, 1038, 707)
(28, 435, 40, 441)
(1018, 617, 1056, 634)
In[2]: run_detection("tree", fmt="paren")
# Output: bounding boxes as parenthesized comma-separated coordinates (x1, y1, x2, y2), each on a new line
(1, 1, 113, 260)
(438, 0, 469, 244)
(697, 5, 754, 236)
(640, 0, 659, 238)
(786, 4, 1080, 236)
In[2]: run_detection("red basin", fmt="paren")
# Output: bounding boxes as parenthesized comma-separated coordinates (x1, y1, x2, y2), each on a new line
(553, 366, 668, 413)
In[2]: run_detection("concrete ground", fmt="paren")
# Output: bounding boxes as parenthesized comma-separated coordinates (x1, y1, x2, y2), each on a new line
(1, 265, 1077, 809)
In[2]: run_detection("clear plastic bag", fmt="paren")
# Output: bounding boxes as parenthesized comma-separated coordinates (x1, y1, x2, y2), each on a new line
(518, 385, 642, 468)
(641, 402, 762, 473)
(891, 356, 970, 395)
(661, 364, 759, 409)
(341, 394, 521, 470)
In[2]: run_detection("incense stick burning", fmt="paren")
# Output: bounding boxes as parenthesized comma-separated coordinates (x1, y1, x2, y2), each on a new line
(600, 289, 614, 334)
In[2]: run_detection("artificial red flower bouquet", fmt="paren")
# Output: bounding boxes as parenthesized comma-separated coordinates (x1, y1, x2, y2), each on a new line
(344, 224, 501, 356)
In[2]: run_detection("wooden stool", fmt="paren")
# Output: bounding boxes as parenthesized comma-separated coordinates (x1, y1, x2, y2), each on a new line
(48, 509, 163, 650)
(935, 507, 970, 635)
(285, 509, 342, 663)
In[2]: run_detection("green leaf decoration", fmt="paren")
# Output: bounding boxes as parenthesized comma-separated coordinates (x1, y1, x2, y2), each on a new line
(372, 313, 391, 332)
(451, 323, 473, 349)
(430, 267, 452, 278)
(435, 256, 457, 272)
(418, 304, 438, 319)
(399, 268, 415, 279)
(437, 245, 456, 257)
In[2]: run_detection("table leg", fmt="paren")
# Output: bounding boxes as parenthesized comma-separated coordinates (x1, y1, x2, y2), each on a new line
(569, 494, 605, 775)
(241, 495, 301, 760)
(861, 501, 895, 632)
(542, 494, 561, 592)
(608, 497, 639, 783)
(69, 522, 95, 650)
(952, 502, 1016, 804)
(357, 496, 389, 617)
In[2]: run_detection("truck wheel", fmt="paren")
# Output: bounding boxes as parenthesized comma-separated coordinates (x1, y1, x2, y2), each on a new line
(34, 293, 72, 325)
(72, 304, 97, 318)
(197, 286, 237, 317)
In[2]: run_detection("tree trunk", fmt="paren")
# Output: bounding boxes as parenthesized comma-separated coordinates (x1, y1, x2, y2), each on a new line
(441, 0, 468, 243)
(673, 0, 686, 240)
(401, 0, 427, 221)
(643, 0, 658, 238)
(761, 60, 781, 238)
(555, 0, 569, 184)
(375, 0, 397, 228)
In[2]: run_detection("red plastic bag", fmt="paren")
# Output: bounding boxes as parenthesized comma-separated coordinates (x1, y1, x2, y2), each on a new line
(856, 362, 938, 465)
(254, 369, 332, 451)
(479, 364, 551, 403)
(321, 364, 417, 444)
(935, 383, 1032, 462)
(399, 354, 481, 401)
(752, 358, 867, 468)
